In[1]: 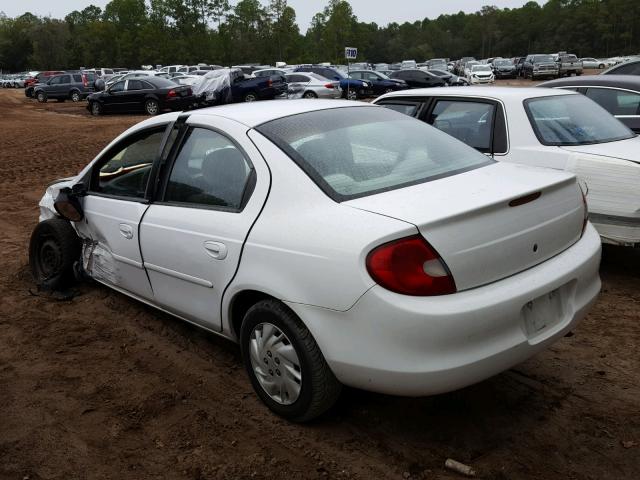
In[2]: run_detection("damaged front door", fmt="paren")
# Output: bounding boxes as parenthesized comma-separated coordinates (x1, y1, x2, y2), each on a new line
(77, 126, 169, 299)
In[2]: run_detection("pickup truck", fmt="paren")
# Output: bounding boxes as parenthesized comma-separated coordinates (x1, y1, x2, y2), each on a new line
(193, 68, 287, 105)
(555, 53, 583, 77)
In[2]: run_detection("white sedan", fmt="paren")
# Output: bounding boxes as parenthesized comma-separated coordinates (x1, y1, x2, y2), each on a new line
(30, 100, 601, 421)
(375, 87, 640, 247)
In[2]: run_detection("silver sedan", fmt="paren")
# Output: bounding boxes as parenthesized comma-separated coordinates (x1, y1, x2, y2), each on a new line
(285, 73, 341, 99)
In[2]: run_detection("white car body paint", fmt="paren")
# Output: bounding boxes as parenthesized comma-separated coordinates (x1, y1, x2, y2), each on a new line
(375, 87, 640, 246)
(36, 100, 602, 396)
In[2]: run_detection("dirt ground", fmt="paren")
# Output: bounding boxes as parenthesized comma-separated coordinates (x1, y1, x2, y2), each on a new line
(0, 82, 638, 480)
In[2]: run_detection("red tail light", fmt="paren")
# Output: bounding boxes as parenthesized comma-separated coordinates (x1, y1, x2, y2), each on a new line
(324, 83, 334, 89)
(366, 235, 456, 296)
(167, 89, 177, 98)
(267, 79, 273, 87)
(82, 74, 88, 87)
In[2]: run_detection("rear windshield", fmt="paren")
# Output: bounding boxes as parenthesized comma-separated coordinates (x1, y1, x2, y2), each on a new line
(524, 94, 635, 146)
(534, 55, 554, 63)
(256, 107, 493, 201)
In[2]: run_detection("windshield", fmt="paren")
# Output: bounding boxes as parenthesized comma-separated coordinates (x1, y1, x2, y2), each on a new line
(495, 60, 513, 66)
(533, 55, 555, 63)
(256, 107, 493, 201)
(524, 94, 635, 146)
(473, 65, 492, 72)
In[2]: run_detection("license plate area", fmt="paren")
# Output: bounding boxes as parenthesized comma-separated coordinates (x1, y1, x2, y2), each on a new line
(521, 283, 572, 339)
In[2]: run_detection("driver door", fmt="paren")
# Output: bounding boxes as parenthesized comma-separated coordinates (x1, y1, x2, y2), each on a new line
(77, 124, 173, 299)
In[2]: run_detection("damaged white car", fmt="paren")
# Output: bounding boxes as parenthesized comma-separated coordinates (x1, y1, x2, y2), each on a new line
(375, 87, 640, 247)
(31, 101, 601, 421)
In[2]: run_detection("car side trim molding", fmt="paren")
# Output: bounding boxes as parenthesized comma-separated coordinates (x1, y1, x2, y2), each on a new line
(144, 262, 214, 288)
(589, 213, 640, 227)
(112, 253, 144, 269)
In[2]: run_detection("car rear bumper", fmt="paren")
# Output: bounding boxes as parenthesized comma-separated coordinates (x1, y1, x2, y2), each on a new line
(163, 95, 196, 111)
(287, 223, 601, 396)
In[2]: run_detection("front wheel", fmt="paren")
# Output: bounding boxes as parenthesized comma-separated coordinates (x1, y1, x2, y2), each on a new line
(240, 299, 342, 422)
(345, 89, 358, 100)
(90, 101, 103, 116)
(29, 218, 82, 290)
(36, 91, 47, 103)
(144, 98, 159, 115)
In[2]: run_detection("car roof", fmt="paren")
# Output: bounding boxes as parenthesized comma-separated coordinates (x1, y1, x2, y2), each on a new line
(190, 100, 374, 127)
(378, 86, 578, 101)
(538, 74, 640, 91)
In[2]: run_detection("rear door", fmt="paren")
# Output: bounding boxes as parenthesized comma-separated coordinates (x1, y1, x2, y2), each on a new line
(124, 79, 146, 111)
(139, 115, 270, 331)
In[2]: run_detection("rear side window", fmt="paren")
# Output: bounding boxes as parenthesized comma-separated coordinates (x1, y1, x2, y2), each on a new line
(379, 102, 420, 117)
(429, 100, 496, 152)
(164, 128, 252, 210)
(585, 88, 640, 116)
(128, 80, 143, 91)
(73, 74, 82, 82)
(257, 107, 493, 201)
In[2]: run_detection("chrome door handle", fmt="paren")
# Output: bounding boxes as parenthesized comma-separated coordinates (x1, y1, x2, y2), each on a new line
(119, 223, 134, 239)
(203, 241, 227, 260)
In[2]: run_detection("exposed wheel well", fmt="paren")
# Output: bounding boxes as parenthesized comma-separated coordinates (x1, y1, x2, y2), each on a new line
(229, 290, 277, 340)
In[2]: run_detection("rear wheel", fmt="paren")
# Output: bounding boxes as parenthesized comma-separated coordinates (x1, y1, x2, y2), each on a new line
(599, 64, 605, 69)
(36, 91, 47, 103)
(29, 218, 81, 290)
(384, 88, 394, 94)
(144, 98, 159, 115)
(70, 91, 81, 102)
(302, 91, 317, 99)
(243, 91, 258, 102)
(240, 299, 342, 422)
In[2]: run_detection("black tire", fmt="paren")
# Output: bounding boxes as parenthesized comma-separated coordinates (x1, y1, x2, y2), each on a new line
(599, 64, 605, 69)
(29, 218, 82, 290)
(302, 91, 317, 99)
(240, 299, 342, 422)
(90, 101, 103, 116)
(243, 91, 258, 102)
(145, 98, 159, 115)
(70, 90, 81, 102)
(36, 91, 47, 103)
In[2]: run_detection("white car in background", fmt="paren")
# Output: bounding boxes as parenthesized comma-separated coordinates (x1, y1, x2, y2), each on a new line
(30, 101, 600, 421)
(467, 64, 495, 84)
(375, 87, 640, 246)
(580, 57, 608, 69)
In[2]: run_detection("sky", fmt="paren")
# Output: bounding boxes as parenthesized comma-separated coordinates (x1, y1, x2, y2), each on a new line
(1, 0, 546, 30)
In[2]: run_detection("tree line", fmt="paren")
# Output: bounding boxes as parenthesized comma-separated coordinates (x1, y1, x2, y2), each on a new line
(1, 0, 640, 72)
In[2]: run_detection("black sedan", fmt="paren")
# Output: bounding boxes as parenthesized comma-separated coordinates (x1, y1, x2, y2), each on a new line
(538, 75, 640, 133)
(428, 69, 469, 86)
(389, 69, 446, 89)
(87, 77, 195, 116)
(347, 70, 408, 95)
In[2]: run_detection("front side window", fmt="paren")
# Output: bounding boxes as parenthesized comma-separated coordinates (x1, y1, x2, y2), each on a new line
(93, 128, 166, 198)
(49, 76, 62, 85)
(110, 81, 125, 93)
(257, 107, 493, 201)
(164, 128, 252, 210)
(429, 100, 495, 152)
(524, 94, 635, 146)
(585, 88, 640, 116)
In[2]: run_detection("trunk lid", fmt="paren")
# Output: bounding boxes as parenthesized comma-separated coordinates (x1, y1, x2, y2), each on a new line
(345, 162, 584, 291)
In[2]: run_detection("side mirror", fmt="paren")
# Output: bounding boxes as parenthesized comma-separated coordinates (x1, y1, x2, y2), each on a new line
(54, 187, 84, 222)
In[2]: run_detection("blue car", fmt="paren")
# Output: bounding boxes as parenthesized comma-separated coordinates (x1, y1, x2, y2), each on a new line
(294, 66, 373, 99)
(348, 70, 409, 95)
